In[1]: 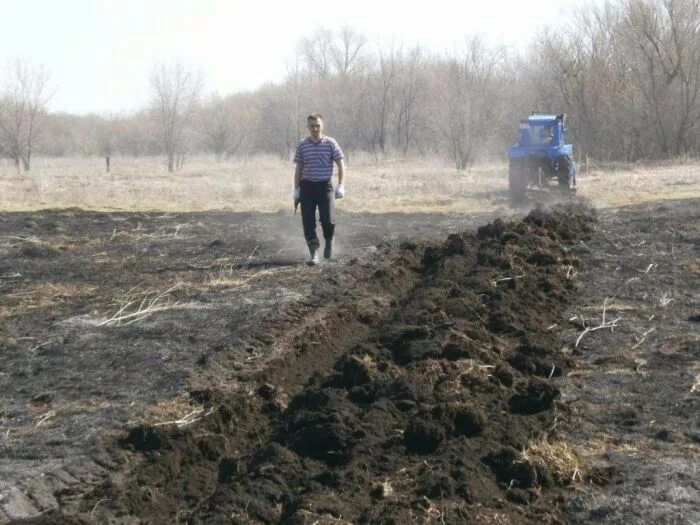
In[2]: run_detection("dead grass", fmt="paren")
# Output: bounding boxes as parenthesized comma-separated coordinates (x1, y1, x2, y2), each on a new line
(2, 397, 113, 439)
(359, 354, 403, 381)
(138, 394, 209, 428)
(1, 155, 696, 213)
(411, 359, 445, 389)
(581, 300, 638, 314)
(580, 160, 700, 208)
(576, 431, 700, 462)
(438, 358, 494, 394)
(520, 435, 584, 485)
(99, 284, 183, 326)
(0, 282, 97, 317)
(203, 262, 295, 290)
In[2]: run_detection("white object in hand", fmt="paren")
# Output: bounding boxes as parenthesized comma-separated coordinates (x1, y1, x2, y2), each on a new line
(335, 184, 345, 199)
(293, 187, 300, 201)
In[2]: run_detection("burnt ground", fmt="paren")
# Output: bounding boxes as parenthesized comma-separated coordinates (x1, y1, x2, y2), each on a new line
(559, 200, 699, 524)
(0, 198, 697, 524)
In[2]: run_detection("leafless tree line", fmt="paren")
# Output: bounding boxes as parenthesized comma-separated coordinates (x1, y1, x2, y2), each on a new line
(0, 59, 52, 170)
(538, 0, 700, 160)
(3, 0, 698, 171)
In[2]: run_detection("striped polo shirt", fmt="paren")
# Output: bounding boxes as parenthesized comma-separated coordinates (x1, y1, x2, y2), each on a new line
(294, 136, 344, 182)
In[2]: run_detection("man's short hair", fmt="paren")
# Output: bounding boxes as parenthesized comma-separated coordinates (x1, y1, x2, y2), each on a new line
(307, 113, 323, 122)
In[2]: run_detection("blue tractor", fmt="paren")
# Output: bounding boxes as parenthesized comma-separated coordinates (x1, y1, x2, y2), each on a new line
(507, 113, 576, 204)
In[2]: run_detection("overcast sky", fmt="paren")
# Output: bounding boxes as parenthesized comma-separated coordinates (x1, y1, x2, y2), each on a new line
(0, 0, 587, 115)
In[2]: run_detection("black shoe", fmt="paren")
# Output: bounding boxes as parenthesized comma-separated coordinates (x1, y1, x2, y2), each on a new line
(307, 247, 319, 266)
(323, 239, 333, 259)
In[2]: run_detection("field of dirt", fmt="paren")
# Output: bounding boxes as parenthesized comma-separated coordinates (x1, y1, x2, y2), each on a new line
(0, 166, 698, 523)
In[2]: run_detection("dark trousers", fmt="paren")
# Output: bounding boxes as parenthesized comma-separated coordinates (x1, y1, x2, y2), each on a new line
(300, 179, 335, 249)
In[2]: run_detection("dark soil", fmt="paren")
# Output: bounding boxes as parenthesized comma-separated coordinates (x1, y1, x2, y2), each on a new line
(0, 208, 495, 524)
(1, 199, 697, 524)
(558, 200, 700, 524)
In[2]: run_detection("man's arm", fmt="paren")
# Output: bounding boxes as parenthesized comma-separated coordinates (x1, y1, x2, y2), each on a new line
(294, 163, 302, 188)
(335, 158, 345, 186)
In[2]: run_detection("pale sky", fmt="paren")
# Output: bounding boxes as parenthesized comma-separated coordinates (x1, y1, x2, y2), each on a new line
(0, 0, 587, 115)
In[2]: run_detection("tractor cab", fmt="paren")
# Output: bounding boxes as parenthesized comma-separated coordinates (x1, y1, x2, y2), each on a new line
(514, 114, 566, 150)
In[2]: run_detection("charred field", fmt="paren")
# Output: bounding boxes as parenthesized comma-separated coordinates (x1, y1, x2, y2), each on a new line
(0, 198, 698, 524)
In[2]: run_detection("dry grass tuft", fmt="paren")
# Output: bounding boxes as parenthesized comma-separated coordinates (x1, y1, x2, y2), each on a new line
(519, 436, 584, 486)
(205, 261, 248, 288)
(411, 359, 445, 389)
(455, 359, 494, 385)
(204, 263, 293, 290)
(99, 284, 184, 326)
(138, 394, 210, 428)
(437, 358, 494, 395)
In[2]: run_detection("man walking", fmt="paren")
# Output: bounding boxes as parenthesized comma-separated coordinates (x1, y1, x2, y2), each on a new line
(293, 114, 345, 265)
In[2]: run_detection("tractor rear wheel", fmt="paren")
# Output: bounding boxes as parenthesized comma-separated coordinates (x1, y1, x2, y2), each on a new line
(554, 155, 573, 190)
(509, 158, 527, 205)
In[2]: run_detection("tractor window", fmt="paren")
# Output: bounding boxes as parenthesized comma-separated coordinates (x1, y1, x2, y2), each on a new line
(530, 125, 553, 145)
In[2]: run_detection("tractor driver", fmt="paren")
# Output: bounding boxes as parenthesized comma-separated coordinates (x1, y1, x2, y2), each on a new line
(292, 114, 346, 266)
(541, 126, 554, 144)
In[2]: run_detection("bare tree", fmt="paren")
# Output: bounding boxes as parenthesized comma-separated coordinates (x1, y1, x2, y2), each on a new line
(330, 27, 367, 75)
(443, 36, 505, 169)
(150, 61, 203, 172)
(284, 57, 312, 142)
(537, 0, 700, 160)
(396, 45, 426, 157)
(298, 27, 367, 79)
(536, 3, 631, 160)
(200, 94, 238, 161)
(199, 92, 258, 161)
(364, 43, 400, 158)
(618, 0, 700, 157)
(255, 83, 298, 159)
(297, 29, 335, 78)
(0, 59, 52, 171)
